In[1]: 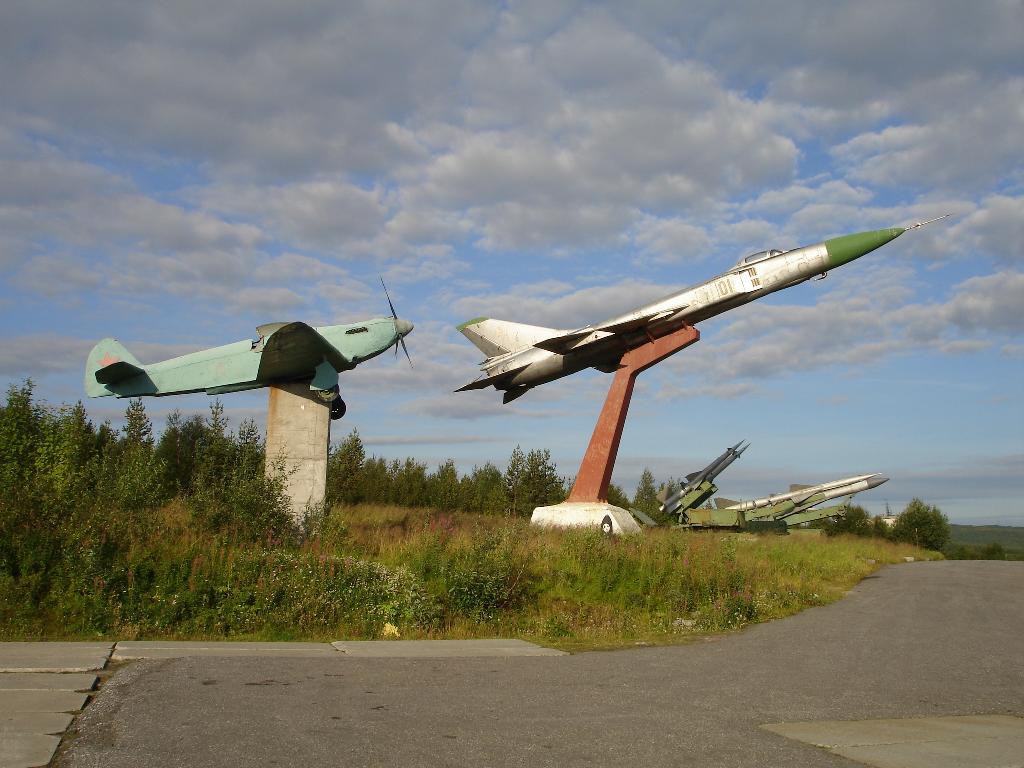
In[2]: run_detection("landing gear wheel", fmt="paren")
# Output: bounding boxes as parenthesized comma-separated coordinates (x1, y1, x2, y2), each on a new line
(317, 384, 341, 402)
(330, 396, 347, 420)
(600, 515, 614, 536)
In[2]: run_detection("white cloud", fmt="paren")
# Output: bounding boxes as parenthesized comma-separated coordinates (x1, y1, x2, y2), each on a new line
(940, 271, 1024, 335)
(0, 0, 495, 178)
(0, 334, 93, 377)
(946, 195, 1024, 264)
(832, 80, 1024, 191)
(743, 180, 874, 218)
(0, 334, 203, 378)
(200, 180, 388, 250)
(632, 216, 710, 264)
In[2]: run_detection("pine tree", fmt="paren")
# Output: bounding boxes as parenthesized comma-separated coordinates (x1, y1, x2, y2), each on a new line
(0, 381, 42, 505)
(357, 457, 391, 504)
(606, 483, 630, 509)
(504, 445, 527, 516)
(466, 462, 506, 514)
(122, 398, 154, 448)
(429, 459, 461, 511)
(96, 398, 166, 516)
(326, 429, 365, 506)
(155, 410, 208, 494)
(632, 468, 659, 515)
(36, 402, 99, 514)
(521, 449, 564, 511)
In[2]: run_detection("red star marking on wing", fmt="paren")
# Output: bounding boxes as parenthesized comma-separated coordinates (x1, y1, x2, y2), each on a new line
(99, 353, 120, 368)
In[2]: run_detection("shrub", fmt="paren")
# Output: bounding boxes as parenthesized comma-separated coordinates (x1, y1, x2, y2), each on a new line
(892, 499, 950, 551)
(443, 528, 535, 621)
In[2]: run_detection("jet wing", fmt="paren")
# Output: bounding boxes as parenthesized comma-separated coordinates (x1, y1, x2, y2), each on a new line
(257, 322, 350, 381)
(593, 308, 686, 334)
(532, 329, 597, 354)
(455, 363, 530, 392)
(532, 306, 688, 354)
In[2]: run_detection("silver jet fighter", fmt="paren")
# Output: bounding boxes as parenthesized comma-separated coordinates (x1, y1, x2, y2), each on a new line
(456, 218, 947, 402)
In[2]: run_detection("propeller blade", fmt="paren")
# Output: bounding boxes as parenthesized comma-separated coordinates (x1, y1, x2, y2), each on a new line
(380, 276, 397, 318)
(380, 275, 412, 367)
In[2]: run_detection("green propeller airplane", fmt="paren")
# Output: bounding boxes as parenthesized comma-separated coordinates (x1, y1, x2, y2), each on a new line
(84, 284, 413, 420)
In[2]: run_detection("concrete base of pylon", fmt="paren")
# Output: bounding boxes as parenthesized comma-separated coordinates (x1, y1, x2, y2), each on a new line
(530, 502, 643, 535)
(265, 382, 330, 528)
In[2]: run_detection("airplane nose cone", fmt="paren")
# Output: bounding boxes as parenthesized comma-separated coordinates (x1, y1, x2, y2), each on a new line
(824, 227, 905, 269)
(394, 318, 414, 337)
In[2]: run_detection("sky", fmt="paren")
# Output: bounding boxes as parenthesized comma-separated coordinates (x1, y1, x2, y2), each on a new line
(1, 0, 1022, 525)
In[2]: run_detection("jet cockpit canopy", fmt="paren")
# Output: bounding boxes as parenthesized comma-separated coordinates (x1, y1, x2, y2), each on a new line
(734, 248, 784, 268)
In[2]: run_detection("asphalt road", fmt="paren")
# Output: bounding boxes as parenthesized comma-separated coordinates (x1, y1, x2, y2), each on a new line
(59, 561, 1024, 768)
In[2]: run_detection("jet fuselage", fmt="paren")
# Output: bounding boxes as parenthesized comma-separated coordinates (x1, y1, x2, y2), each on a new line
(463, 226, 913, 398)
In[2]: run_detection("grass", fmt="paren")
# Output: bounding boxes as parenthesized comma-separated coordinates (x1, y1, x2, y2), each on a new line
(1, 503, 940, 649)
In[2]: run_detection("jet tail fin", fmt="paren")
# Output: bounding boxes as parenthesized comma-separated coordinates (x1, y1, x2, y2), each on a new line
(84, 338, 147, 397)
(456, 318, 560, 358)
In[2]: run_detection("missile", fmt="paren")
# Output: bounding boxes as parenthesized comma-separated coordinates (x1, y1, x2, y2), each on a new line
(685, 440, 749, 493)
(659, 440, 748, 516)
(721, 473, 889, 514)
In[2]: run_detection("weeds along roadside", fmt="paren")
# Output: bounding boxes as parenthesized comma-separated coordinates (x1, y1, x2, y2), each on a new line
(0, 382, 940, 648)
(2, 499, 938, 648)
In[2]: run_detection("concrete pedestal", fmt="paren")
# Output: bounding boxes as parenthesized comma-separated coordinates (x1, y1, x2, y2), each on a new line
(531, 502, 642, 535)
(265, 383, 330, 526)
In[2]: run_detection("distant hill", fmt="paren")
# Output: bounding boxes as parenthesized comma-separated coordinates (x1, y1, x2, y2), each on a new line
(950, 524, 1024, 553)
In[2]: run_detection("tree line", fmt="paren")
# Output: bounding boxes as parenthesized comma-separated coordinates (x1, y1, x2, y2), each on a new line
(0, 381, 291, 543)
(0, 381, 963, 555)
(325, 430, 566, 516)
(0, 382, 574, 542)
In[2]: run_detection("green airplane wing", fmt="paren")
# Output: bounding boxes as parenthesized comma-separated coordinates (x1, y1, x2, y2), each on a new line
(256, 322, 351, 384)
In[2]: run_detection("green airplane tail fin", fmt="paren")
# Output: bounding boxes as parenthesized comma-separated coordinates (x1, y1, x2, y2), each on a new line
(84, 338, 147, 397)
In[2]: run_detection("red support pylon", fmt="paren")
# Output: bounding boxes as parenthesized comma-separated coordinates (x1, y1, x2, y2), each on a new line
(566, 325, 700, 503)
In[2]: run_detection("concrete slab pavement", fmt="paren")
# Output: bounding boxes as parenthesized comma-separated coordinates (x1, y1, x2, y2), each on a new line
(331, 639, 567, 657)
(2, 712, 75, 736)
(0, 642, 112, 673)
(0, 673, 97, 691)
(2, 734, 63, 768)
(763, 715, 1024, 768)
(0, 689, 89, 768)
(0, 690, 89, 714)
(112, 641, 337, 659)
(0, 643, 109, 767)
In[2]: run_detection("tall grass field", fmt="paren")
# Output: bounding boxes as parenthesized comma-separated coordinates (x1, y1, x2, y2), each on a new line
(0, 385, 941, 649)
(1, 502, 937, 649)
